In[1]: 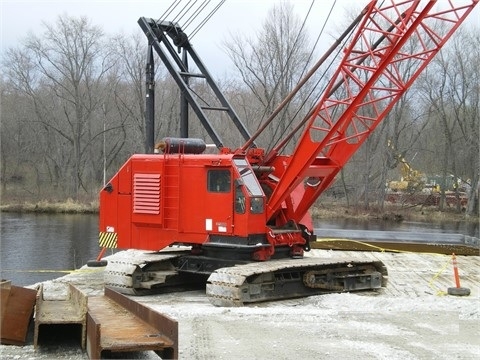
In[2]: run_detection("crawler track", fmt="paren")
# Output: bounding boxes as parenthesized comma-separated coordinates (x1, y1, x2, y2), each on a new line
(104, 250, 387, 306)
(206, 258, 388, 306)
(104, 250, 190, 295)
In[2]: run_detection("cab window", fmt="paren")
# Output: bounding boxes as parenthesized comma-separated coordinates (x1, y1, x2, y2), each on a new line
(235, 185, 246, 214)
(208, 170, 231, 192)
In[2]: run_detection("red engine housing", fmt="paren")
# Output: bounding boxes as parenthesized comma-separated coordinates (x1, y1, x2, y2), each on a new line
(99, 152, 310, 261)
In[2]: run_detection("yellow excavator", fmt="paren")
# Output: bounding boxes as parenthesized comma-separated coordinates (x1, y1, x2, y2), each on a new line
(386, 140, 429, 194)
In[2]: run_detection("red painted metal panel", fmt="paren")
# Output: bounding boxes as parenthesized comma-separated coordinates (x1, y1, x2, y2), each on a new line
(117, 194, 133, 248)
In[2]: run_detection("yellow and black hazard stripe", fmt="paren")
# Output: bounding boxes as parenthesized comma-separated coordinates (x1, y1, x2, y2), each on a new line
(99, 231, 118, 248)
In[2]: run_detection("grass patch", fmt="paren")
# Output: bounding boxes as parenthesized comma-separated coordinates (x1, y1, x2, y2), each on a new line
(0, 198, 99, 214)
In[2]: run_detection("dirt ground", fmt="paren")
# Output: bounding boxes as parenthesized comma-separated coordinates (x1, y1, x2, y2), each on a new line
(1, 249, 479, 359)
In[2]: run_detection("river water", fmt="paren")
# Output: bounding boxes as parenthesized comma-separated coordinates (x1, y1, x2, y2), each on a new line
(1, 212, 478, 286)
(1, 213, 100, 286)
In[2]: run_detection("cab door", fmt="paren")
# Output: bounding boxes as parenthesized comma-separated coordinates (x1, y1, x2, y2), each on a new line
(204, 168, 233, 235)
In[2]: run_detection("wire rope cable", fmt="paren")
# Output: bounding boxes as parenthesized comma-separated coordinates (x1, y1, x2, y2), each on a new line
(171, 0, 195, 24)
(260, 0, 317, 153)
(190, 0, 226, 40)
(159, 0, 182, 23)
(157, 0, 226, 41)
(250, 0, 340, 154)
(245, 0, 315, 141)
(269, 1, 392, 156)
(183, 0, 211, 31)
(174, 0, 200, 26)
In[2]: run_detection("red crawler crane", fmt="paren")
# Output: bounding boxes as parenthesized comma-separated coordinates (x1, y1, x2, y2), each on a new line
(99, 0, 478, 305)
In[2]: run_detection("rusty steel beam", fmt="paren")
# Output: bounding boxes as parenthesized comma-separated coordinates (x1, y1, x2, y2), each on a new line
(34, 283, 88, 349)
(0, 280, 37, 345)
(87, 287, 178, 359)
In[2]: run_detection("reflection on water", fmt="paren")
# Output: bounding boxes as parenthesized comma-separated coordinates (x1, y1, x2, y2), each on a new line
(1, 212, 478, 286)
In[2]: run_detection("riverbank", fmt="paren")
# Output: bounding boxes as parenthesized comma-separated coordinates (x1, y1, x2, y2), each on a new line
(1, 198, 476, 224)
(0, 199, 98, 214)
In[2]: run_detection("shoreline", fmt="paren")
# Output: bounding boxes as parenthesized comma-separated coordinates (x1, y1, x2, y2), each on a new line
(1, 199, 476, 224)
(0, 200, 98, 215)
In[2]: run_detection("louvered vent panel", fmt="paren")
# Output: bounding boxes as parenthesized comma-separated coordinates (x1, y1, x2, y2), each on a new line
(133, 173, 161, 214)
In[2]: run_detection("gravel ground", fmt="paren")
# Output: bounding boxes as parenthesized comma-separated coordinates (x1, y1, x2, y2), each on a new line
(1, 250, 479, 359)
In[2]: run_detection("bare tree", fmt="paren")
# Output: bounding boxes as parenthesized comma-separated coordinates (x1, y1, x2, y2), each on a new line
(418, 27, 479, 214)
(0, 81, 40, 197)
(222, 1, 315, 152)
(109, 32, 148, 153)
(3, 15, 114, 199)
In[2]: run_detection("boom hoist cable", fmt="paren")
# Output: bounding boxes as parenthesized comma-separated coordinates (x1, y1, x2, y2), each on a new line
(171, 0, 195, 24)
(262, 0, 341, 155)
(303, 0, 338, 78)
(190, 0, 227, 40)
(158, 0, 226, 40)
(257, 0, 317, 137)
(160, 0, 196, 43)
(159, 0, 182, 23)
(253, 0, 414, 161)
(241, 2, 367, 154)
(183, 0, 211, 31)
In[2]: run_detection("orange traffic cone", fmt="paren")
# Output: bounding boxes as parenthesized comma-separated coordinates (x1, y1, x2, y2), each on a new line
(447, 253, 470, 296)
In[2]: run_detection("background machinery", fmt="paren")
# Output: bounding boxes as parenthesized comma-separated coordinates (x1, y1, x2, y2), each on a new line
(386, 140, 427, 193)
(98, 0, 478, 306)
(385, 139, 470, 208)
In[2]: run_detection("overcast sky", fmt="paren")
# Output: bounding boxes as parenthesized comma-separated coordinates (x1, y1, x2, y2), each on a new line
(1, 0, 478, 77)
(0, 0, 362, 76)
